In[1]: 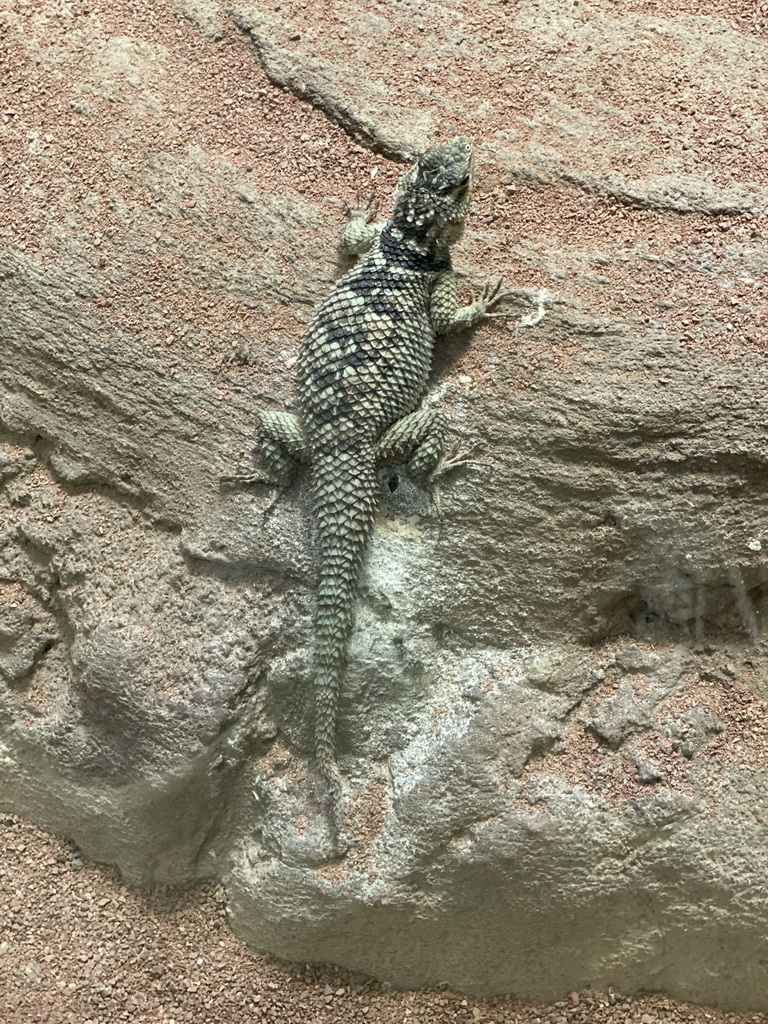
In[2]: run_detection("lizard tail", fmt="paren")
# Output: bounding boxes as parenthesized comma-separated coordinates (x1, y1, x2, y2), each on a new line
(315, 669, 345, 836)
(311, 453, 377, 846)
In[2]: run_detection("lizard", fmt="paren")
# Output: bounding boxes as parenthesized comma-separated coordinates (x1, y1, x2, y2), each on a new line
(230, 138, 511, 850)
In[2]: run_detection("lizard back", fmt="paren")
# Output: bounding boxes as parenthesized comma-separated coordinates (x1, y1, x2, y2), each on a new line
(296, 223, 451, 446)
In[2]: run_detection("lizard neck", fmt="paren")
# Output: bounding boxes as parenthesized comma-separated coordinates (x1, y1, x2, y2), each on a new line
(379, 222, 453, 273)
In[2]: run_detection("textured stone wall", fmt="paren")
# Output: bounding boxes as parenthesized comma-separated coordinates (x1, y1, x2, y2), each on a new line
(1, 0, 767, 1010)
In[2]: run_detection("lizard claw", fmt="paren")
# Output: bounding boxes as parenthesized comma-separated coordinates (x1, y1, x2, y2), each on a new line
(221, 470, 283, 521)
(260, 488, 282, 520)
(475, 276, 515, 315)
(343, 190, 379, 224)
(426, 448, 494, 513)
(220, 463, 271, 488)
(430, 447, 493, 483)
(366, 193, 380, 221)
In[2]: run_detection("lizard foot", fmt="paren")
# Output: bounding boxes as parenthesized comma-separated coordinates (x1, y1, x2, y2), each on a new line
(342, 189, 380, 223)
(326, 831, 350, 859)
(427, 449, 493, 512)
(220, 469, 271, 488)
(472, 275, 515, 316)
(220, 467, 283, 519)
(220, 453, 289, 488)
(430, 447, 493, 483)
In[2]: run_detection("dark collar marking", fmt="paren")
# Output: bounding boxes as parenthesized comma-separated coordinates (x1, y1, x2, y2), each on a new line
(379, 225, 452, 273)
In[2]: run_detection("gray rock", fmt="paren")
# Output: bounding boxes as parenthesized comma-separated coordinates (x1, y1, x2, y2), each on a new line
(175, 0, 224, 41)
(665, 705, 726, 758)
(633, 759, 664, 783)
(588, 680, 657, 749)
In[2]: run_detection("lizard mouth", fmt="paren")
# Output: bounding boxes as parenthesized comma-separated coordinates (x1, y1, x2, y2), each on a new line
(450, 164, 475, 222)
(454, 151, 476, 209)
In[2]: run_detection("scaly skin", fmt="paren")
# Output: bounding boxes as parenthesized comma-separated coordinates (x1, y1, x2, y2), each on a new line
(237, 138, 511, 850)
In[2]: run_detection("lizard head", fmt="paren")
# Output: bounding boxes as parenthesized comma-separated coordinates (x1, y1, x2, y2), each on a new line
(391, 137, 475, 248)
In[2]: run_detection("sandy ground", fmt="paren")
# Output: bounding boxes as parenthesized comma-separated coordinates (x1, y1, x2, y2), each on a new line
(2, 815, 766, 1024)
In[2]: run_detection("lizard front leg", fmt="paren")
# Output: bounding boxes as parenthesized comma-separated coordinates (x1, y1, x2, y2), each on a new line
(430, 272, 512, 333)
(337, 191, 385, 267)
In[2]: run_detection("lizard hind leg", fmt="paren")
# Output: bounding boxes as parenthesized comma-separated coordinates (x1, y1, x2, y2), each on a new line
(376, 408, 447, 490)
(258, 410, 307, 488)
(222, 411, 307, 490)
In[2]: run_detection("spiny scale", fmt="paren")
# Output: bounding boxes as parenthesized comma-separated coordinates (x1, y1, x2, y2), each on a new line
(249, 138, 510, 852)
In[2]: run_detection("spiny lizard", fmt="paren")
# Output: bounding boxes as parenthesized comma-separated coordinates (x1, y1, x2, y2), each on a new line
(232, 138, 510, 849)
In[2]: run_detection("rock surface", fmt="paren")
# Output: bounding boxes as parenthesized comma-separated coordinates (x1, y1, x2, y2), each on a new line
(1, 0, 768, 1012)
